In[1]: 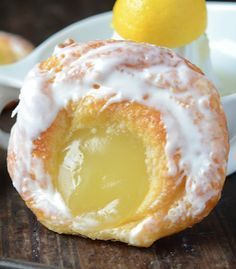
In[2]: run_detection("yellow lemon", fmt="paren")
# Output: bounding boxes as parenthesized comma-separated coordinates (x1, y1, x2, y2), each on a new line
(112, 0, 207, 48)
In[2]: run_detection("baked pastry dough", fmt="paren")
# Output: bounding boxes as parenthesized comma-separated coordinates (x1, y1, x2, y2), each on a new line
(0, 31, 33, 64)
(7, 40, 229, 247)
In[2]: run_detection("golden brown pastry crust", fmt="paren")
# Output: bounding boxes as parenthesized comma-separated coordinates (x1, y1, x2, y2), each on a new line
(8, 40, 229, 247)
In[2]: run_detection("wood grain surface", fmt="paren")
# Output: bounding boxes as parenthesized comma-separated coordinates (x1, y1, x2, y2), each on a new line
(1, 1, 236, 268)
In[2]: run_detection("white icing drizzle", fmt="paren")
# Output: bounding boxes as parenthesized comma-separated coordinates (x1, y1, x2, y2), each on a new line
(112, 31, 214, 81)
(9, 40, 227, 241)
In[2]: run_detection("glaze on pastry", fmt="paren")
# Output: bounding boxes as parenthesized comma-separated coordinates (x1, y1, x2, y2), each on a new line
(0, 31, 33, 64)
(7, 40, 229, 247)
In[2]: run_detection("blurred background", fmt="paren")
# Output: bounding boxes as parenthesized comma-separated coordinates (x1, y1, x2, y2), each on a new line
(0, 0, 235, 46)
(0, 0, 114, 45)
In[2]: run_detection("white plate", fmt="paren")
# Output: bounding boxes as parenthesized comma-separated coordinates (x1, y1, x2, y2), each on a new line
(207, 2, 236, 96)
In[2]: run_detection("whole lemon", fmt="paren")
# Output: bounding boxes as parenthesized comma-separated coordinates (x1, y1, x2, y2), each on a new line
(112, 0, 207, 48)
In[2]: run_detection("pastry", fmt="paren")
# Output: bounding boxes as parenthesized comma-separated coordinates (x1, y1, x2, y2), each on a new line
(0, 31, 33, 65)
(7, 40, 229, 247)
(112, 0, 213, 79)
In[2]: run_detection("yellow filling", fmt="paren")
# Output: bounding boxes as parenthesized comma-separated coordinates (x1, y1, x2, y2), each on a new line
(57, 127, 149, 230)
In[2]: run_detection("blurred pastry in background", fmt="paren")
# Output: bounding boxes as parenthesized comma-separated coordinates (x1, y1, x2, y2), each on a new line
(112, 0, 213, 79)
(0, 31, 34, 65)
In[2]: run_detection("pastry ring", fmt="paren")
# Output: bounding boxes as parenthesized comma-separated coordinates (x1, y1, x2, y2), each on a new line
(8, 40, 229, 247)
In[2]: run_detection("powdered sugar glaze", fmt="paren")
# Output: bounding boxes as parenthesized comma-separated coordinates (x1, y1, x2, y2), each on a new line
(9, 40, 228, 242)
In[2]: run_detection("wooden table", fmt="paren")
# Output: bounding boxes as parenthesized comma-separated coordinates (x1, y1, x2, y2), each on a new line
(1, 1, 236, 268)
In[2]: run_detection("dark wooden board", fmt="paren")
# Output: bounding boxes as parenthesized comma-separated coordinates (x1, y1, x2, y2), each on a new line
(1, 1, 236, 268)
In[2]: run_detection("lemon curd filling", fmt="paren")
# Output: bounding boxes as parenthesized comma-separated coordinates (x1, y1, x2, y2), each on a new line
(57, 127, 149, 229)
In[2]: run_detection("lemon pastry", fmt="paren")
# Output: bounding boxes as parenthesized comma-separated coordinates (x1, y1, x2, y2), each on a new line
(112, 0, 213, 79)
(8, 40, 228, 247)
(0, 31, 33, 65)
